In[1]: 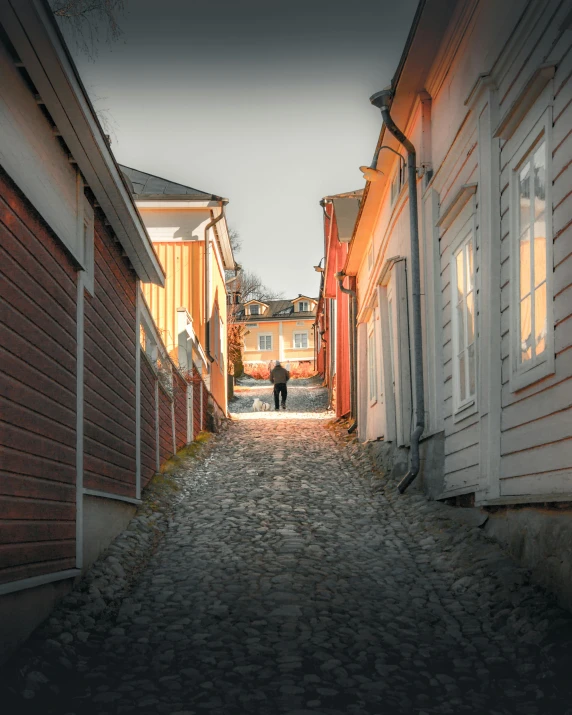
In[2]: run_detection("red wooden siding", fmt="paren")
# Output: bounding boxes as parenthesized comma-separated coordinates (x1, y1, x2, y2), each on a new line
(0, 169, 78, 585)
(191, 369, 208, 436)
(140, 354, 157, 487)
(158, 384, 173, 464)
(83, 217, 137, 499)
(173, 371, 187, 450)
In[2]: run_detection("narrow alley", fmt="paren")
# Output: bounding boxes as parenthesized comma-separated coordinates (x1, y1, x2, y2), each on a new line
(2, 380, 571, 715)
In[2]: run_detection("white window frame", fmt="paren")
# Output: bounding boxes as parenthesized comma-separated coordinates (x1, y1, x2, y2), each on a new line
(297, 301, 310, 312)
(367, 319, 378, 405)
(249, 304, 260, 316)
(258, 334, 273, 351)
(450, 218, 478, 420)
(509, 107, 554, 392)
(293, 331, 308, 350)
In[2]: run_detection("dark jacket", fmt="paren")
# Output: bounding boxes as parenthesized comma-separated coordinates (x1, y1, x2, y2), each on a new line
(270, 365, 290, 384)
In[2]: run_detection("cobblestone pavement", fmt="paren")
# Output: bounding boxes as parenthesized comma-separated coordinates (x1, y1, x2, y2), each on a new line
(4, 380, 572, 714)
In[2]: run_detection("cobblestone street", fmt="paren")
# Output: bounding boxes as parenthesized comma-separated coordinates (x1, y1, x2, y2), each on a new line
(3, 380, 572, 715)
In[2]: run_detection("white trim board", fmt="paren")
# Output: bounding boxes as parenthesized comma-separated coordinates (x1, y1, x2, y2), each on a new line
(0, 569, 81, 597)
(135, 282, 142, 500)
(83, 489, 142, 506)
(75, 272, 84, 570)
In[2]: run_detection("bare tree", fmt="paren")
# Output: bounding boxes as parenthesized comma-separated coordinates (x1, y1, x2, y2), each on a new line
(49, 0, 126, 57)
(235, 270, 283, 304)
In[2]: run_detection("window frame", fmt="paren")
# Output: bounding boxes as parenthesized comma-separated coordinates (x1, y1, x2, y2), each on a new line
(258, 333, 273, 351)
(249, 304, 260, 316)
(450, 217, 478, 420)
(509, 107, 554, 392)
(297, 301, 309, 312)
(293, 331, 309, 350)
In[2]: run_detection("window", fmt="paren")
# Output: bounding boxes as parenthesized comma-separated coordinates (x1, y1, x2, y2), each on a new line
(259, 334, 272, 351)
(246, 323, 258, 328)
(298, 301, 309, 312)
(294, 332, 308, 349)
(250, 304, 260, 316)
(368, 322, 377, 403)
(517, 141, 547, 365)
(510, 109, 554, 390)
(451, 231, 476, 412)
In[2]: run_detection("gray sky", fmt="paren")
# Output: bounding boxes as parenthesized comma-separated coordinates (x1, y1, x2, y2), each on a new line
(73, 0, 418, 298)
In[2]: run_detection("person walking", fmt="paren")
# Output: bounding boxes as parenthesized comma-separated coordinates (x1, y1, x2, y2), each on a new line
(270, 361, 290, 411)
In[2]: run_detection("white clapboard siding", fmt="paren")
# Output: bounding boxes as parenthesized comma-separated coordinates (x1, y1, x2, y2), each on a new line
(502, 406, 572, 456)
(444, 463, 480, 493)
(501, 438, 572, 479)
(501, 469, 572, 497)
(444, 420, 481, 456)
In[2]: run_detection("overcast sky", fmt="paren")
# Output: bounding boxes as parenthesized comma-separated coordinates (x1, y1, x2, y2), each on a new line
(72, 0, 418, 298)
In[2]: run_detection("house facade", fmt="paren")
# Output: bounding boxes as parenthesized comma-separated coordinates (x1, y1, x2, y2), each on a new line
(237, 296, 317, 370)
(120, 166, 234, 419)
(344, 0, 572, 607)
(0, 1, 208, 659)
(315, 191, 362, 418)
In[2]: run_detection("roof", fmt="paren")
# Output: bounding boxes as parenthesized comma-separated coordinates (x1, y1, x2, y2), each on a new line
(120, 165, 225, 202)
(236, 298, 318, 321)
(0, 0, 164, 286)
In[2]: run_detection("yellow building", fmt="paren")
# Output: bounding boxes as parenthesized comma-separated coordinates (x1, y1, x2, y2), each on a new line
(237, 296, 317, 368)
(120, 166, 234, 415)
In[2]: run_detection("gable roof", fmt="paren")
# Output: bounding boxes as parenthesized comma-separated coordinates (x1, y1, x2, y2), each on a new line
(237, 298, 318, 321)
(120, 165, 225, 202)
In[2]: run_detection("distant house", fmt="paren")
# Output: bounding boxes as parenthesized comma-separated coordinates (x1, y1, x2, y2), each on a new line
(315, 191, 362, 419)
(235, 296, 318, 370)
(0, 0, 173, 658)
(120, 166, 235, 420)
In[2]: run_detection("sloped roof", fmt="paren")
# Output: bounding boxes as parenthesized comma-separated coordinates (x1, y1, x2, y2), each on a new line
(236, 298, 317, 321)
(119, 165, 225, 201)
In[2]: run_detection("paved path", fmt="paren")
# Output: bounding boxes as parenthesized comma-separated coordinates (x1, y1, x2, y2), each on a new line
(4, 380, 572, 714)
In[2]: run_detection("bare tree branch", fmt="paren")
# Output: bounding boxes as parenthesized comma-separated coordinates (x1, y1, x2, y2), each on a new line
(49, 0, 126, 58)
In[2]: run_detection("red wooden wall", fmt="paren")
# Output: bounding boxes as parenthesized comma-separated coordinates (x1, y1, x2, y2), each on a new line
(173, 371, 187, 451)
(83, 216, 137, 498)
(0, 170, 78, 585)
(158, 383, 173, 465)
(140, 355, 157, 488)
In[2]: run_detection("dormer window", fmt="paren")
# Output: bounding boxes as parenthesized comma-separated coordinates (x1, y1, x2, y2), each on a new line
(250, 304, 260, 316)
(298, 301, 309, 312)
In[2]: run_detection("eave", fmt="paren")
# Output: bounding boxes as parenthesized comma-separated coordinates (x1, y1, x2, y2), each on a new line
(0, 0, 164, 286)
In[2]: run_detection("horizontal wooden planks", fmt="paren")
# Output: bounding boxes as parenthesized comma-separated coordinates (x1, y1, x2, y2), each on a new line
(140, 356, 157, 487)
(83, 220, 136, 498)
(173, 373, 188, 450)
(158, 385, 173, 464)
(0, 171, 79, 586)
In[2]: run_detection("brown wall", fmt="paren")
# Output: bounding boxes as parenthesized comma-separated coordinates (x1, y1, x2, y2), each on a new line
(173, 371, 187, 451)
(0, 170, 77, 585)
(83, 217, 137, 498)
(140, 354, 157, 487)
(158, 384, 173, 465)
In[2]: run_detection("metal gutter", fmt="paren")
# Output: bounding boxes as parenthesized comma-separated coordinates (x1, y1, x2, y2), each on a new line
(204, 204, 227, 363)
(370, 89, 425, 494)
(335, 272, 358, 434)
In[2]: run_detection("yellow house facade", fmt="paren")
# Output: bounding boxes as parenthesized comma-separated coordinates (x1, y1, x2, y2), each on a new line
(120, 166, 234, 415)
(237, 296, 317, 367)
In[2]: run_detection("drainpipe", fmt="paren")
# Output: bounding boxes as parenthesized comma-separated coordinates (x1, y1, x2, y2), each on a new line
(335, 272, 358, 434)
(204, 202, 227, 364)
(370, 88, 425, 494)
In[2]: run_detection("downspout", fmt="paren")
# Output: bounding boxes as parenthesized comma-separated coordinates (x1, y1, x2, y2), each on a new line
(335, 272, 358, 434)
(370, 88, 425, 494)
(204, 202, 227, 364)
